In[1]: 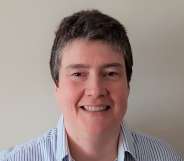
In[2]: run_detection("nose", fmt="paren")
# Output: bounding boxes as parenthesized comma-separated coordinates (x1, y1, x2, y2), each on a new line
(85, 76, 109, 98)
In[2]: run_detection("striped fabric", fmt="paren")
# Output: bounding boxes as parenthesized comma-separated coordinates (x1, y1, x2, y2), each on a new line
(0, 115, 183, 161)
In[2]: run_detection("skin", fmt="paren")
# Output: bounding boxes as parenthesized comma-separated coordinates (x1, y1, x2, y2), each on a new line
(55, 39, 129, 161)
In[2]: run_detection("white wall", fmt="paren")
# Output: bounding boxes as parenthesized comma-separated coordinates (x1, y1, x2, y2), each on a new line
(0, 0, 183, 155)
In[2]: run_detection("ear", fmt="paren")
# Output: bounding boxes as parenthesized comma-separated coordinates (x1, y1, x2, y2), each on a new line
(54, 83, 59, 92)
(127, 83, 130, 97)
(54, 84, 64, 113)
(128, 87, 130, 97)
(54, 83, 60, 99)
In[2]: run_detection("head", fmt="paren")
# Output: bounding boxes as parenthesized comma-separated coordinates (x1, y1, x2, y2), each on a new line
(50, 10, 133, 138)
(50, 10, 133, 87)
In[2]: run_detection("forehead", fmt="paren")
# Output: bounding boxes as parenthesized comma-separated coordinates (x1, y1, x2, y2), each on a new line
(60, 39, 125, 68)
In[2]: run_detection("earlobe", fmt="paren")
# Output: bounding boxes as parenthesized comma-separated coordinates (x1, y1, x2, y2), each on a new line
(55, 86, 58, 92)
(54, 84, 60, 99)
(54, 88, 64, 114)
(127, 85, 130, 96)
(54, 82, 60, 92)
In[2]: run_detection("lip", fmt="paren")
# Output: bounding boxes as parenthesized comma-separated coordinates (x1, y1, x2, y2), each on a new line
(80, 104, 110, 106)
(79, 104, 111, 108)
(79, 105, 111, 112)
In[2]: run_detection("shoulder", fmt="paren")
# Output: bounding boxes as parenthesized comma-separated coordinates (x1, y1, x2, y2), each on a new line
(0, 128, 57, 161)
(130, 129, 183, 161)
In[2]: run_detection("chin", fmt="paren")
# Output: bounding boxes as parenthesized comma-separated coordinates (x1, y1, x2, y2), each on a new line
(81, 120, 119, 136)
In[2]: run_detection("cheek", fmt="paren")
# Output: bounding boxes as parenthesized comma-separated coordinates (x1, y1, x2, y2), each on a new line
(114, 91, 128, 108)
(110, 83, 129, 110)
(57, 79, 83, 107)
(110, 81, 129, 98)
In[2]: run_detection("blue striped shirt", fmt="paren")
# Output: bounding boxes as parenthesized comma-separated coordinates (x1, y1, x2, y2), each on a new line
(0, 116, 183, 161)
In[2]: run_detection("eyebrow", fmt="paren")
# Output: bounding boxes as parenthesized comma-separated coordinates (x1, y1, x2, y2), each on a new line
(65, 63, 123, 70)
(101, 63, 123, 69)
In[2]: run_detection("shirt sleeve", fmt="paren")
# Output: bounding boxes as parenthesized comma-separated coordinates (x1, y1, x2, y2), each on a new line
(0, 150, 7, 160)
(0, 148, 14, 161)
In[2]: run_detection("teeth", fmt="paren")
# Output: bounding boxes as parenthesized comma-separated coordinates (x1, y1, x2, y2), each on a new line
(82, 105, 108, 112)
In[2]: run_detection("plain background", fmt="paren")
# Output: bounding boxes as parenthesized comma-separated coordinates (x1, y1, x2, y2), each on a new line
(0, 0, 184, 155)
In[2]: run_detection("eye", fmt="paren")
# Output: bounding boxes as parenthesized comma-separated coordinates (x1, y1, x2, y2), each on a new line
(71, 72, 82, 77)
(104, 71, 120, 80)
(70, 72, 87, 80)
(108, 72, 118, 76)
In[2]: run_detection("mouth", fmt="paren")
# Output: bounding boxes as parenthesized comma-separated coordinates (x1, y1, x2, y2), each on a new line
(80, 105, 110, 112)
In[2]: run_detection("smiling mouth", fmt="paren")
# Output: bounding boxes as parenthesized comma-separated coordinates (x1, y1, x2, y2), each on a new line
(80, 105, 110, 112)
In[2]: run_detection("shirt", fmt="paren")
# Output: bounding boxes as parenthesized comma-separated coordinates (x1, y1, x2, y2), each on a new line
(0, 115, 183, 161)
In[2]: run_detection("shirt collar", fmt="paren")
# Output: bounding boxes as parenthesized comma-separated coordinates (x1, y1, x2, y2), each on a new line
(120, 121, 137, 160)
(56, 115, 137, 161)
(56, 115, 69, 161)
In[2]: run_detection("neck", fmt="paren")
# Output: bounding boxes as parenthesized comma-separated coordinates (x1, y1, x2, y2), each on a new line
(66, 128, 120, 161)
